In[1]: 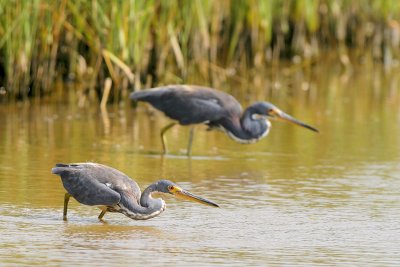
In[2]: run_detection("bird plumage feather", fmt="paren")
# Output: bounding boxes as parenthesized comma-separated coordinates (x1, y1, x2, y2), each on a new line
(131, 85, 243, 125)
(52, 163, 140, 207)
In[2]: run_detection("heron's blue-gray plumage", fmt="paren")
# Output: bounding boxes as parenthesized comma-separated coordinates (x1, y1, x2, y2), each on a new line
(130, 85, 242, 125)
(130, 85, 318, 155)
(52, 163, 166, 220)
(52, 163, 219, 220)
(130, 85, 275, 143)
(52, 163, 139, 206)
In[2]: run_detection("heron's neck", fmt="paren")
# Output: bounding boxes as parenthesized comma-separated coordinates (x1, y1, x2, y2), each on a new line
(140, 183, 165, 210)
(218, 106, 270, 143)
(118, 183, 166, 220)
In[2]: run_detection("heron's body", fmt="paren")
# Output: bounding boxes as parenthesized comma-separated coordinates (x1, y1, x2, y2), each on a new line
(130, 85, 318, 154)
(52, 163, 218, 221)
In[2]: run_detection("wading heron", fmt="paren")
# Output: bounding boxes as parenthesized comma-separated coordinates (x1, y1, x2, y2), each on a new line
(130, 85, 318, 155)
(52, 163, 218, 221)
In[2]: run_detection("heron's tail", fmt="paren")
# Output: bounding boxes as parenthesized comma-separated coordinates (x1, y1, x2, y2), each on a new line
(51, 163, 67, 175)
(129, 87, 169, 101)
(55, 163, 69, 167)
(51, 163, 80, 175)
(129, 90, 148, 101)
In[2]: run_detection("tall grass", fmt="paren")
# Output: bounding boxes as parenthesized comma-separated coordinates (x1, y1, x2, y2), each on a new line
(1, 0, 400, 101)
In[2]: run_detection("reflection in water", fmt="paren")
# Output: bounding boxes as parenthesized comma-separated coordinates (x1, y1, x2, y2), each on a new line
(0, 63, 400, 265)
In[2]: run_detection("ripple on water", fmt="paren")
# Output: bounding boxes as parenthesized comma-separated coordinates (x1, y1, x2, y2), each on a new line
(1, 98, 400, 266)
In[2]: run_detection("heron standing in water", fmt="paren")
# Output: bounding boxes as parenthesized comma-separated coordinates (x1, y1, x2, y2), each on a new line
(130, 85, 318, 155)
(52, 163, 218, 221)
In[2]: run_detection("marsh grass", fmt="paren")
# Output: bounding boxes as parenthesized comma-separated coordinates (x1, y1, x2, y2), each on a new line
(1, 0, 400, 102)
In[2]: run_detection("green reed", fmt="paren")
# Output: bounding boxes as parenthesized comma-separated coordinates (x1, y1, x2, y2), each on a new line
(1, 0, 400, 101)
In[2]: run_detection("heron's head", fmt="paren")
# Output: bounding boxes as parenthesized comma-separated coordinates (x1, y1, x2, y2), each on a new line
(155, 180, 219, 207)
(251, 102, 318, 133)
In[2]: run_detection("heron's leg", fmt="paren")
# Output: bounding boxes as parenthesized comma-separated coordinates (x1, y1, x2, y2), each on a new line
(63, 193, 71, 221)
(186, 126, 195, 156)
(98, 210, 107, 220)
(160, 122, 176, 154)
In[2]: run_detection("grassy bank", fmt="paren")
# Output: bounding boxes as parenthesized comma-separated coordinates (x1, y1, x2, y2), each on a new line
(1, 0, 400, 101)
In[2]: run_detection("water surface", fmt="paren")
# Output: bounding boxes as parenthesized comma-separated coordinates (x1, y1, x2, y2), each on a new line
(0, 64, 399, 266)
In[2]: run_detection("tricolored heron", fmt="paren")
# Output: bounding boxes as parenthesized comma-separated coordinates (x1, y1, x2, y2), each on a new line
(52, 163, 218, 221)
(130, 85, 318, 155)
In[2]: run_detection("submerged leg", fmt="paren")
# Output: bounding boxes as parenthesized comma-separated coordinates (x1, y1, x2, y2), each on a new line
(98, 210, 107, 220)
(63, 193, 71, 221)
(160, 122, 176, 154)
(187, 126, 195, 156)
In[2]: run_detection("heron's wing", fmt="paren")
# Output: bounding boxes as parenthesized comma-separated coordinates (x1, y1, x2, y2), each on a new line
(52, 163, 140, 206)
(130, 85, 243, 125)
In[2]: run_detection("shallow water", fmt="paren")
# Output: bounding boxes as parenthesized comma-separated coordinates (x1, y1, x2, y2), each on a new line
(1, 64, 400, 266)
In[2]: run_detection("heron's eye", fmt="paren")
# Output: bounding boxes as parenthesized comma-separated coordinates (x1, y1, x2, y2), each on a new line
(268, 108, 278, 116)
(168, 185, 174, 191)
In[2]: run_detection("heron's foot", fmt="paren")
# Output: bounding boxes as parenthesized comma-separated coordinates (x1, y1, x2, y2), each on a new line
(162, 147, 169, 155)
(99, 218, 109, 225)
(98, 211, 109, 224)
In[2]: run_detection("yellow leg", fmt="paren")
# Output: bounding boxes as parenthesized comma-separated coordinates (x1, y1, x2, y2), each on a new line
(160, 122, 176, 154)
(187, 126, 195, 156)
(98, 210, 107, 220)
(63, 193, 71, 221)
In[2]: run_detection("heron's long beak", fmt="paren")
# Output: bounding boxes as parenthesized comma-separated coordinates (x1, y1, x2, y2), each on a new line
(273, 109, 319, 132)
(171, 187, 219, 207)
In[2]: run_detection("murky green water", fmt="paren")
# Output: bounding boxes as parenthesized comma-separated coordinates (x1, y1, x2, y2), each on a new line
(1, 64, 400, 266)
